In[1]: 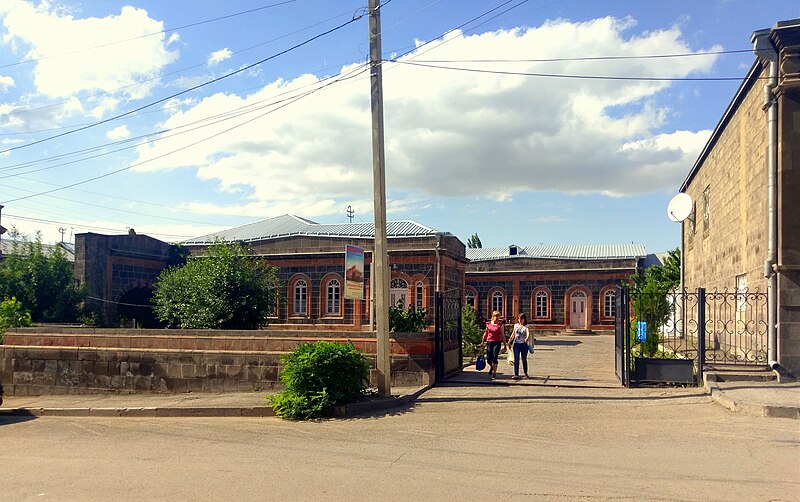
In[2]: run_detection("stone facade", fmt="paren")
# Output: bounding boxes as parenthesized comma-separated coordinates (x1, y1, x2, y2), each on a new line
(74, 232, 176, 327)
(680, 20, 800, 374)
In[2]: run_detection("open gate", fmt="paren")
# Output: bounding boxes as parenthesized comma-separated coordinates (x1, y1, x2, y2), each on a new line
(614, 286, 631, 387)
(435, 288, 462, 381)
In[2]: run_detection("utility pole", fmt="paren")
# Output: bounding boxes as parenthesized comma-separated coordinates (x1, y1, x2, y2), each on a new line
(368, 0, 391, 397)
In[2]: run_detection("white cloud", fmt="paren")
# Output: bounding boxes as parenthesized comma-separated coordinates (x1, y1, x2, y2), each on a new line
(106, 125, 130, 140)
(0, 1, 178, 100)
(0, 75, 14, 91)
(131, 17, 721, 218)
(207, 48, 233, 67)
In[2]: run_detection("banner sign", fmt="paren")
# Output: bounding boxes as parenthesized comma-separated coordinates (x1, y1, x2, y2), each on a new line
(344, 245, 365, 300)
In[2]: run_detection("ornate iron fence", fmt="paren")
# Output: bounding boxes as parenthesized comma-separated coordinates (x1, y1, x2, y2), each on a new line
(651, 289, 768, 367)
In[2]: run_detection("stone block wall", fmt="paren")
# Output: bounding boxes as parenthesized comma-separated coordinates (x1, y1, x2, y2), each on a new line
(0, 328, 435, 396)
(682, 63, 769, 293)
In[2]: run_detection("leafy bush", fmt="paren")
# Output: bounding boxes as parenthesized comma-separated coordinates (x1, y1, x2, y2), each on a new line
(461, 304, 483, 357)
(388, 300, 429, 332)
(269, 341, 371, 420)
(0, 297, 33, 343)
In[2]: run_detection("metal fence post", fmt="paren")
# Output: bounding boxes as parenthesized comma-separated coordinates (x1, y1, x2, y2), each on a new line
(697, 287, 706, 385)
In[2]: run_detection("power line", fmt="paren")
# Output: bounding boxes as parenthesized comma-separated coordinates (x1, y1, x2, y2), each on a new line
(0, 6, 363, 125)
(0, 0, 298, 70)
(391, 60, 755, 81)
(0, 66, 365, 175)
(407, 48, 755, 64)
(1, 63, 369, 204)
(0, 11, 365, 156)
(4, 212, 193, 239)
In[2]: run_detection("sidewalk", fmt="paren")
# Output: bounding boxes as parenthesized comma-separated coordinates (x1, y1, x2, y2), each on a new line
(0, 386, 427, 418)
(703, 374, 800, 419)
(2, 333, 798, 419)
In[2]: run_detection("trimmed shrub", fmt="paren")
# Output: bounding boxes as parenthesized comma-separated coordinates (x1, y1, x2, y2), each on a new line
(270, 341, 371, 420)
(388, 299, 429, 332)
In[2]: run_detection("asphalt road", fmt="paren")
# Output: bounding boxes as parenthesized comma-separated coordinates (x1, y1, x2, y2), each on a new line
(1, 382, 798, 501)
(2, 334, 798, 501)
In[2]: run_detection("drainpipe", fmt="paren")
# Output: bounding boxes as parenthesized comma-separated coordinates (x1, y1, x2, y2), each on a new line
(752, 31, 779, 369)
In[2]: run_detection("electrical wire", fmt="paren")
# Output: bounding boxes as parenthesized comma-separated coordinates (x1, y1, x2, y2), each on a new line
(0, 10, 365, 156)
(0, 0, 298, 70)
(0, 5, 363, 125)
(390, 60, 757, 81)
(1, 63, 370, 204)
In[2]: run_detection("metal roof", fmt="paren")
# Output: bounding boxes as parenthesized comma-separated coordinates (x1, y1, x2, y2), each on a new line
(467, 244, 646, 261)
(183, 214, 446, 245)
(0, 240, 75, 261)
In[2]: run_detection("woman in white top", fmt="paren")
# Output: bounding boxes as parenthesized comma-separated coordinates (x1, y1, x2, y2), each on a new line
(508, 313, 532, 379)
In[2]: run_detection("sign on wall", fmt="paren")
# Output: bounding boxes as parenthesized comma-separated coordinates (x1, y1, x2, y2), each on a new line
(637, 321, 647, 342)
(345, 245, 365, 300)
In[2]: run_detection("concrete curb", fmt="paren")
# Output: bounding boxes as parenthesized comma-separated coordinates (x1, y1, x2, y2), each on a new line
(0, 406, 275, 418)
(703, 374, 800, 420)
(0, 386, 432, 419)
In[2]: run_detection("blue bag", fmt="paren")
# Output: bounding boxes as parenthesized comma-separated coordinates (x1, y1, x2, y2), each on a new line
(528, 344, 535, 354)
(475, 354, 486, 371)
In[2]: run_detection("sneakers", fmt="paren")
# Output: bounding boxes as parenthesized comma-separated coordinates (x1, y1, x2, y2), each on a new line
(511, 375, 519, 380)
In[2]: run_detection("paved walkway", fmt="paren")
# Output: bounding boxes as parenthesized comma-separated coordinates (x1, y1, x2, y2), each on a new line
(1, 333, 797, 418)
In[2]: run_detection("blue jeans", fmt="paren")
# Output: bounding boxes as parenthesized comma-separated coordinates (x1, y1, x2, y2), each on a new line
(513, 342, 529, 376)
(486, 341, 502, 365)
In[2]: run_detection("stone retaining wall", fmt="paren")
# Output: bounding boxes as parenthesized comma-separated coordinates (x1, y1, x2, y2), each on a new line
(0, 328, 434, 396)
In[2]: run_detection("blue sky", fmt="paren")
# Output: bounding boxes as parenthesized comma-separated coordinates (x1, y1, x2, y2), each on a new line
(0, 0, 797, 253)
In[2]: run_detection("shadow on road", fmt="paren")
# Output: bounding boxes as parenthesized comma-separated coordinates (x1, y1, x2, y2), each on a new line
(0, 410, 37, 425)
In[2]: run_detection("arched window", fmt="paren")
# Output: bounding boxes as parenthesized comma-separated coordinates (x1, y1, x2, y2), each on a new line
(603, 288, 616, 319)
(465, 289, 477, 310)
(293, 279, 307, 315)
(326, 279, 341, 315)
(533, 288, 550, 320)
(491, 290, 504, 316)
(390, 278, 408, 308)
(415, 281, 425, 309)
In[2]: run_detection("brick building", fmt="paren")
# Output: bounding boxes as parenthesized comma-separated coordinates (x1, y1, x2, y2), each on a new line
(73, 214, 650, 335)
(465, 244, 646, 333)
(182, 214, 468, 331)
(679, 19, 800, 374)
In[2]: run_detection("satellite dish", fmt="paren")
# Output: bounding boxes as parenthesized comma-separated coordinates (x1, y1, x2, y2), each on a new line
(667, 193, 693, 222)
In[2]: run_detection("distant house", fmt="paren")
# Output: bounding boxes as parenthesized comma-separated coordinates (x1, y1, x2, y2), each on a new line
(465, 244, 647, 333)
(679, 19, 800, 375)
(0, 239, 75, 263)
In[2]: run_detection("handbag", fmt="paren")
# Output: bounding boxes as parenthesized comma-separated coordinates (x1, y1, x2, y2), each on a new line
(475, 354, 486, 371)
(507, 349, 515, 365)
(528, 343, 535, 354)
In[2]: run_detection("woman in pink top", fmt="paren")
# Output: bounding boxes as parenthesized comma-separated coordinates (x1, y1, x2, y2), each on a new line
(481, 311, 507, 380)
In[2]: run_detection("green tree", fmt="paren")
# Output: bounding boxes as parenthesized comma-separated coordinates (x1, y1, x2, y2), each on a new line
(152, 240, 279, 329)
(388, 299, 429, 332)
(626, 248, 681, 357)
(461, 304, 483, 358)
(0, 230, 85, 323)
(467, 233, 482, 249)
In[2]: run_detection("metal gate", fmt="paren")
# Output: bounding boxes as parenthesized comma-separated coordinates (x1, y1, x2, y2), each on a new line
(615, 286, 769, 386)
(435, 288, 462, 381)
(614, 286, 630, 387)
